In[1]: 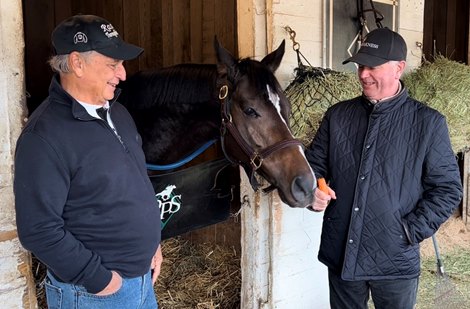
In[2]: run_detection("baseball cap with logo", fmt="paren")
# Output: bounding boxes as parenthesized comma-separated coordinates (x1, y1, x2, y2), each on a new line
(52, 14, 143, 60)
(342, 27, 407, 67)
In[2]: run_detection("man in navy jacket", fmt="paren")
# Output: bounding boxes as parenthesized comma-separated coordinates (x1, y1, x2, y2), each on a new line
(306, 28, 462, 309)
(14, 14, 162, 308)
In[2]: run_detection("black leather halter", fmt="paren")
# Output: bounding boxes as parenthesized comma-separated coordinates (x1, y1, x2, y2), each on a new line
(218, 84, 303, 191)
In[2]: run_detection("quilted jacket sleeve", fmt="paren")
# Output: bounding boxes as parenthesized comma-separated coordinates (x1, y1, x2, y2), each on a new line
(402, 115, 462, 244)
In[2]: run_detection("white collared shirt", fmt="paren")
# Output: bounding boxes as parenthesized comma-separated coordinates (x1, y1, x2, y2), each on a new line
(366, 82, 402, 104)
(77, 100, 118, 133)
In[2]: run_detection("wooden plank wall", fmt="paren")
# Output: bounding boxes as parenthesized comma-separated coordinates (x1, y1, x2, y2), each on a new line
(23, 0, 241, 246)
(423, 0, 469, 63)
(23, 0, 237, 114)
(422, 0, 470, 226)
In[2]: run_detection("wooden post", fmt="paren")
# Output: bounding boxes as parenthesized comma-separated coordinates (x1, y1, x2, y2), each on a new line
(463, 152, 469, 226)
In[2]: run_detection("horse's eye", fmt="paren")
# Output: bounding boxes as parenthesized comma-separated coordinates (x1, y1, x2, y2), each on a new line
(244, 107, 260, 118)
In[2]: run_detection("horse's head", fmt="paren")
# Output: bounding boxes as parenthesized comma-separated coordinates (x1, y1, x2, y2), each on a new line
(214, 38, 316, 208)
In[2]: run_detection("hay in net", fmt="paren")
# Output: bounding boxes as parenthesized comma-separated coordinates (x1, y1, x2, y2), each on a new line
(286, 66, 361, 146)
(403, 55, 470, 154)
(155, 237, 241, 309)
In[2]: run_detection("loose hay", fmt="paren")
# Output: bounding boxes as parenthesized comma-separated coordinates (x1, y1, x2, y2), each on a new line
(32, 237, 241, 309)
(403, 56, 470, 154)
(155, 237, 241, 309)
(32, 255, 47, 309)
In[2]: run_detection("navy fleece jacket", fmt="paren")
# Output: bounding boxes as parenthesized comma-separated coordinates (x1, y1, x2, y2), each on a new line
(14, 75, 161, 293)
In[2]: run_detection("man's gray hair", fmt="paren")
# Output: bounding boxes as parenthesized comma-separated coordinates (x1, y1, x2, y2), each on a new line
(48, 51, 95, 73)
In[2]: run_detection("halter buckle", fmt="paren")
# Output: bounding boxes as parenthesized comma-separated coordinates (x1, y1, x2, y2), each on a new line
(219, 85, 228, 100)
(250, 153, 263, 170)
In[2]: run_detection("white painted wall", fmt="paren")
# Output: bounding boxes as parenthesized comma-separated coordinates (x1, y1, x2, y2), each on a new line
(270, 3, 328, 306)
(241, 1, 424, 308)
(273, 0, 424, 89)
(272, 0, 325, 88)
(398, 0, 425, 71)
(240, 1, 329, 308)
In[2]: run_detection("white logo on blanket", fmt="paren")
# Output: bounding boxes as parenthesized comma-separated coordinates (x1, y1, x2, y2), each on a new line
(156, 185, 181, 221)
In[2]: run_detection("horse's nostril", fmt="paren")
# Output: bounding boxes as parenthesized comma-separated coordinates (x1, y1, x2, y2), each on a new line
(291, 175, 314, 203)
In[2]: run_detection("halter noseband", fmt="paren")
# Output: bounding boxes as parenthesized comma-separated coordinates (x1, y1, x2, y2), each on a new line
(218, 84, 303, 191)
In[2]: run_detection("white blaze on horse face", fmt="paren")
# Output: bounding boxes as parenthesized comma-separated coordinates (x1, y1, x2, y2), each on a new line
(266, 84, 306, 160)
(266, 85, 287, 127)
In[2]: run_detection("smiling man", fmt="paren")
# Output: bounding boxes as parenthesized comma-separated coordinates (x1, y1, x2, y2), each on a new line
(14, 15, 162, 308)
(305, 28, 462, 309)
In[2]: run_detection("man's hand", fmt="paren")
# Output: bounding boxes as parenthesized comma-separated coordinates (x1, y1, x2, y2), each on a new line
(95, 271, 122, 296)
(309, 178, 336, 212)
(151, 244, 163, 284)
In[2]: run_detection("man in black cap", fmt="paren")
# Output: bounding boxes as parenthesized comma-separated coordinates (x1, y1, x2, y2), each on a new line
(14, 14, 162, 308)
(305, 28, 462, 308)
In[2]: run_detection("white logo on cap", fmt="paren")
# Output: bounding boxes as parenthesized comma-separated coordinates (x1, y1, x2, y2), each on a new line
(73, 32, 88, 44)
(101, 24, 119, 38)
(362, 42, 379, 49)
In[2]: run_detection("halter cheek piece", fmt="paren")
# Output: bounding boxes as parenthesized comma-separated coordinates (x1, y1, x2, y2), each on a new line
(218, 84, 303, 192)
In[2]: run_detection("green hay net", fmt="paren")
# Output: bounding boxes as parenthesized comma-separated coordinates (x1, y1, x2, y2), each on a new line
(286, 66, 361, 146)
(287, 57, 470, 154)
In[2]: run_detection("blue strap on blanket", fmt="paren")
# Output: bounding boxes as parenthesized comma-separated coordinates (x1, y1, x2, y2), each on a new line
(146, 139, 217, 171)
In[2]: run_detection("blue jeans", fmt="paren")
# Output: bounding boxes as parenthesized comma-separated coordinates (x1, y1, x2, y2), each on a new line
(328, 269, 418, 309)
(45, 270, 158, 309)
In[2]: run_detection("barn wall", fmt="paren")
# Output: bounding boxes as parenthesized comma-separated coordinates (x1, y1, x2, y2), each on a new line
(0, 0, 37, 308)
(271, 0, 325, 88)
(423, 0, 469, 64)
(398, 0, 425, 70)
(271, 0, 424, 90)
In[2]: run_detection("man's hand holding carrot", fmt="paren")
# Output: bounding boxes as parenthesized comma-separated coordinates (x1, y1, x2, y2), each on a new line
(309, 178, 336, 212)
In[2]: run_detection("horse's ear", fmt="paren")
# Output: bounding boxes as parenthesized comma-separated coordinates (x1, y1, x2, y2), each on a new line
(214, 36, 237, 68)
(261, 40, 285, 73)
(214, 36, 238, 85)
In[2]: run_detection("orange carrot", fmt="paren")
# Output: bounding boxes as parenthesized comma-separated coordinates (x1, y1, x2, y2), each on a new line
(318, 178, 329, 194)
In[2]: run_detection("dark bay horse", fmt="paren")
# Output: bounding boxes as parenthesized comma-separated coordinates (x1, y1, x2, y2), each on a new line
(119, 39, 315, 208)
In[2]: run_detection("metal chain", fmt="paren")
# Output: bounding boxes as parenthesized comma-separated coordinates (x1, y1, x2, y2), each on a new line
(283, 25, 313, 68)
(284, 26, 300, 51)
(230, 194, 250, 220)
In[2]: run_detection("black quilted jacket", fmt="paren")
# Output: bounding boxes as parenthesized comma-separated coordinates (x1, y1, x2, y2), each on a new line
(305, 85, 462, 280)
